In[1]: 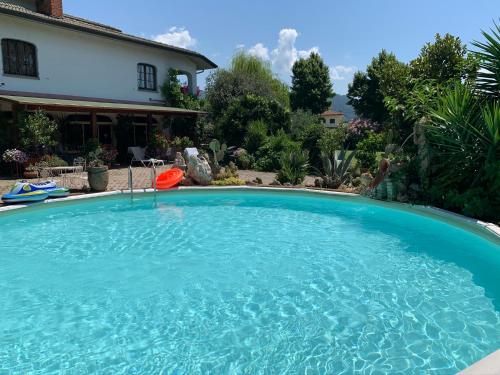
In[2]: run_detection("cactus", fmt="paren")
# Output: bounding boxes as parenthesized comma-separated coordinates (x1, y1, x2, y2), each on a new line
(209, 139, 227, 170)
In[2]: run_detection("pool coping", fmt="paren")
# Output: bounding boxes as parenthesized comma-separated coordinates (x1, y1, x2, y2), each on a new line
(1, 185, 498, 240)
(0, 185, 499, 372)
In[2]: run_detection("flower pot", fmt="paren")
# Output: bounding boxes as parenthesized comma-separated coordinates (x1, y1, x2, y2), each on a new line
(87, 166, 109, 192)
(23, 170, 38, 179)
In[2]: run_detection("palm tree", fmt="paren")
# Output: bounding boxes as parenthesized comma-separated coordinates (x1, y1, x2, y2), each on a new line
(472, 20, 500, 100)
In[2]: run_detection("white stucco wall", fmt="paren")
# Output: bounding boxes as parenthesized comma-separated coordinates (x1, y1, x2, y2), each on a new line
(0, 13, 198, 103)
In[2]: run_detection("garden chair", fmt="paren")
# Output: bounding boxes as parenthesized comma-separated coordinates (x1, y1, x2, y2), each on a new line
(128, 146, 165, 168)
(73, 157, 86, 171)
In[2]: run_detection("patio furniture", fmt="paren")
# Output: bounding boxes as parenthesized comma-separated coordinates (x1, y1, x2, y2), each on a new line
(183, 147, 199, 161)
(128, 147, 165, 167)
(56, 165, 87, 190)
(73, 157, 86, 171)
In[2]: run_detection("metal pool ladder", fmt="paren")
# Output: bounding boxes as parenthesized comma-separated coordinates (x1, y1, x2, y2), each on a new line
(128, 165, 134, 200)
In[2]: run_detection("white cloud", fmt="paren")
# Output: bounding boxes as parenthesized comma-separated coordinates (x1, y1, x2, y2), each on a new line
(247, 29, 320, 78)
(235, 43, 245, 50)
(330, 65, 356, 80)
(271, 28, 299, 74)
(248, 43, 270, 60)
(153, 27, 197, 49)
(298, 46, 319, 59)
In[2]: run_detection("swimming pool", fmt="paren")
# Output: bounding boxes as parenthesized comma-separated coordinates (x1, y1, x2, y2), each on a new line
(0, 189, 499, 373)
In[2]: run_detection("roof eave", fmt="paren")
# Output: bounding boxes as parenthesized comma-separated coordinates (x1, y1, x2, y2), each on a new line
(0, 7, 217, 70)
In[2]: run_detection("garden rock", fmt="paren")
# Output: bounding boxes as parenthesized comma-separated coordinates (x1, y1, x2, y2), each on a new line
(187, 155, 212, 185)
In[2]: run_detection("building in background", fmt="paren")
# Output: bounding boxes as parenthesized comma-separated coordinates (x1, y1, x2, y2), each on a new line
(320, 110, 344, 128)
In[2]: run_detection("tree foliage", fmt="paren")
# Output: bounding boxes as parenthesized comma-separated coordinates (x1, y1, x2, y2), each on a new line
(216, 94, 290, 146)
(290, 52, 334, 114)
(347, 50, 409, 123)
(425, 84, 500, 220)
(289, 109, 323, 140)
(20, 110, 58, 155)
(410, 33, 478, 84)
(472, 20, 500, 100)
(161, 69, 202, 110)
(205, 52, 290, 119)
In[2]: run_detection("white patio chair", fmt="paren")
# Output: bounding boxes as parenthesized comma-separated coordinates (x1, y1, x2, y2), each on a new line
(128, 146, 165, 167)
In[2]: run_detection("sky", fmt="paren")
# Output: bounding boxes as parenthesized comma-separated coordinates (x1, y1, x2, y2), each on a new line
(64, 0, 499, 95)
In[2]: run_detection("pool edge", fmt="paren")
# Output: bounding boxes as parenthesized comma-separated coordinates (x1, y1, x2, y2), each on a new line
(1, 186, 498, 241)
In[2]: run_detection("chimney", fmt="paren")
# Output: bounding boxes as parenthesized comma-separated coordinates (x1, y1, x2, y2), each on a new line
(36, 0, 63, 18)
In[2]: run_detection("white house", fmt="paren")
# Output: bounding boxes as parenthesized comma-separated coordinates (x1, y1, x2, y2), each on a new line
(0, 0, 216, 156)
(320, 110, 345, 128)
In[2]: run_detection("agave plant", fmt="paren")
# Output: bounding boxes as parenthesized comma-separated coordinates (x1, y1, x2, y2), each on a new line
(472, 20, 500, 100)
(318, 149, 357, 189)
(277, 149, 309, 185)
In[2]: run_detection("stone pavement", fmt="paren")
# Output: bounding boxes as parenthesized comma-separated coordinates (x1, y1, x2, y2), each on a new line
(0, 166, 317, 197)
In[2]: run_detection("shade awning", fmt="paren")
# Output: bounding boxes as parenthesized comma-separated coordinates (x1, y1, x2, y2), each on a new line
(0, 95, 206, 116)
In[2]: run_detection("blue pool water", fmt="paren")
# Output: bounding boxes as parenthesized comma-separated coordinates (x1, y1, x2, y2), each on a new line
(0, 190, 499, 374)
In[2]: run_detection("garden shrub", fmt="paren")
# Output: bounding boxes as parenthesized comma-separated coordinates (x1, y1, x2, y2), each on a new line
(317, 126, 347, 160)
(234, 149, 254, 169)
(345, 118, 380, 148)
(355, 131, 385, 172)
(20, 110, 59, 156)
(216, 94, 290, 146)
(244, 120, 268, 154)
(298, 124, 326, 171)
(171, 136, 194, 152)
(211, 177, 246, 186)
(255, 130, 298, 172)
(39, 154, 68, 167)
(289, 109, 322, 140)
(277, 148, 309, 185)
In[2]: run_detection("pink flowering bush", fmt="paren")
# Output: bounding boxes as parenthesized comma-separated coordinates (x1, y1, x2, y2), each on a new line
(2, 149, 28, 164)
(346, 119, 380, 147)
(100, 148, 118, 164)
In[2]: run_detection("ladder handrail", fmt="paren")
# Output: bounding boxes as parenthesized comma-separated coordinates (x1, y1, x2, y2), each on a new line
(128, 165, 133, 200)
(151, 163, 157, 193)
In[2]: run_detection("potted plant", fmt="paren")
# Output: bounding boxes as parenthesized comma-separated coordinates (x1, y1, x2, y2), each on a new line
(23, 164, 39, 179)
(101, 148, 118, 168)
(86, 147, 109, 192)
(2, 149, 28, 177)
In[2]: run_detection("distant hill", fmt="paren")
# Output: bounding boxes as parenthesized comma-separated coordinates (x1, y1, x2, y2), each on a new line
(331, 95, 355, 121)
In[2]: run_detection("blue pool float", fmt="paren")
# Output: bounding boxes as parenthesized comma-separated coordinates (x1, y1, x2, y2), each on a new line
(1, 181, 69, 204)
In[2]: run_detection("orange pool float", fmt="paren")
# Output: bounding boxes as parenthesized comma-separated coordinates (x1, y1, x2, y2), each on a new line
(155, 168, 184, 190)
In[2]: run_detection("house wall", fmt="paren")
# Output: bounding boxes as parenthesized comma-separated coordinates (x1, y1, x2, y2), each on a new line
(322, 114, 345, 128)
(0, 13, 198, 103)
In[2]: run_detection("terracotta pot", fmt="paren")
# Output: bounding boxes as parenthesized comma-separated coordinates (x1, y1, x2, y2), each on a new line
(87, 166, 109, 192)
(23, 170, 38, 179)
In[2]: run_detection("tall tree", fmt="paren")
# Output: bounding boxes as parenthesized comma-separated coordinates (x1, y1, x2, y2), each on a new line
(205, 52, 290, 119)
(290, 53, 334, 114)
(347, 50, 409, 123)
(410, 33, 478, 84)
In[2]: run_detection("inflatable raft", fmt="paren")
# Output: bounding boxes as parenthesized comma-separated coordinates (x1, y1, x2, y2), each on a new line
(155, 168, 184, 190)
(1, 181, 70, 204)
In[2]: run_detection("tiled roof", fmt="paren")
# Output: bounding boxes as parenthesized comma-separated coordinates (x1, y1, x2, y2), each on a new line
(322, 110, 344, 116)
(0, 1, 217, 70)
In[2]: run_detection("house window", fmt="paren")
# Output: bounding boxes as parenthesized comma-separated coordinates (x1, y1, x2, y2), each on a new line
(329, 118, 336, 125)
(137, 63, 157, 91)
(1, 39, 38, 77)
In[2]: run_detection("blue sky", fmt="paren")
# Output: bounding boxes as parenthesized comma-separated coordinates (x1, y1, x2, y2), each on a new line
(65, 0, 498, 95)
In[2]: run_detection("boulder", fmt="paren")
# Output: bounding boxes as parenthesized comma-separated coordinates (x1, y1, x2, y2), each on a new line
(187, 155, 212, 185)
